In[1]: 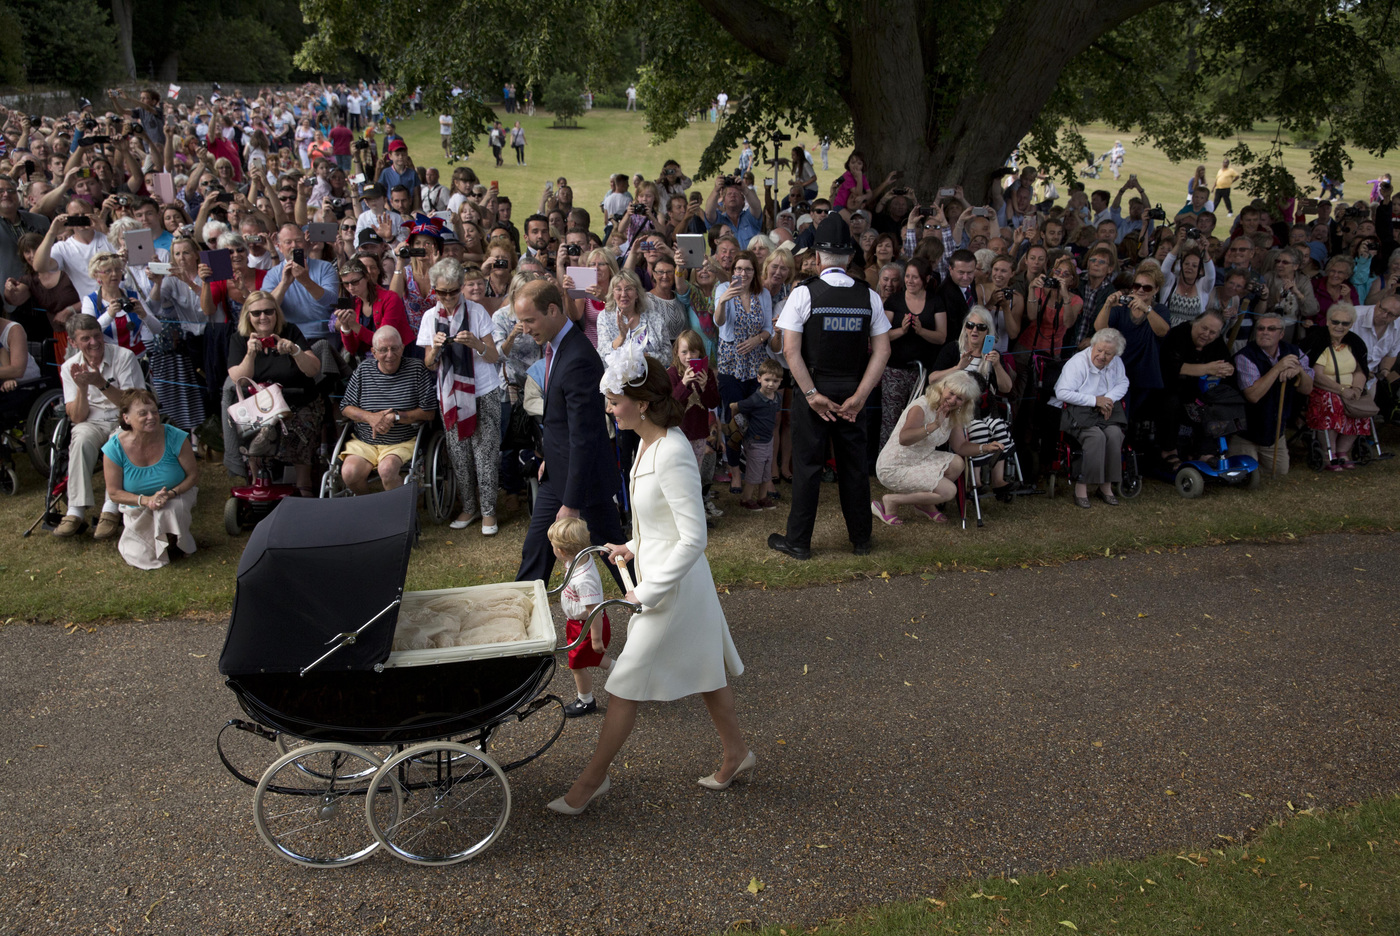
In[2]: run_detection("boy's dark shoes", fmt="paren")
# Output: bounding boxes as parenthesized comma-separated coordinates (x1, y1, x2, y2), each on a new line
(563, 698, 598, 718)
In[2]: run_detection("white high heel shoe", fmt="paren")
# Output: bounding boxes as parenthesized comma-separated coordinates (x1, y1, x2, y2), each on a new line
(546, 776, 611, 815)
(697, 750, 756, 790)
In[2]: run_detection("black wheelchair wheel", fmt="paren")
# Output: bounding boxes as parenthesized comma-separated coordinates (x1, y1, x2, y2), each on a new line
(1119, 453, 1143, 499)
(426, 430, 456, 525)
(24, 387, 65, 477)
(0, 466, 18, 496)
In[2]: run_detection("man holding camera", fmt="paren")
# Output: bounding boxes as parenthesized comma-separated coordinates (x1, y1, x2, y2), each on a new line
(704, 175, 763, 246)
(267, 222, 338, 341)
(33, 201, 112, 299)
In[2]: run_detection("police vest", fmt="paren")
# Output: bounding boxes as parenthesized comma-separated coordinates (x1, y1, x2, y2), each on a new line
(801, 277, 872, 383)
(1238, 340, 1302, 446)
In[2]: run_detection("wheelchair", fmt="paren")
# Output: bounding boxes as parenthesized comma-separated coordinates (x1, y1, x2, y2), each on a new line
(2, 339, 69, 489)
(21, 401, 77, 537)
(317, 416, 456, 525)
(1043, 401, 1143, 502)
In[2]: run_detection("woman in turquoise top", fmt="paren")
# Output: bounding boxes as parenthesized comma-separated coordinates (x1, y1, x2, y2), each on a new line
(101, 389, 200, 569)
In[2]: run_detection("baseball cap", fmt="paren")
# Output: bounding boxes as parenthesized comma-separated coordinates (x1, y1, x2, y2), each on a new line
(387, 139, 407, 153)
(357, 229, 385, 247)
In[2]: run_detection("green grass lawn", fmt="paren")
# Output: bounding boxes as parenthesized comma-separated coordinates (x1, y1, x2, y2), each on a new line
(741, 796, 1400, 936)
(390, 107, 1397, 221)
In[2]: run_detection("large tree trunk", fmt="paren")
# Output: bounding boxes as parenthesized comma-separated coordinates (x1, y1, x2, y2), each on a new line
(701, 0, 1166, 205)
(923, 0, 1163, 200)
(110, 0, 137, 80)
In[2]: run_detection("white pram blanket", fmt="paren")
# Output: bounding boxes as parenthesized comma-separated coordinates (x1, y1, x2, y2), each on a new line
(392, 587, 534, 651)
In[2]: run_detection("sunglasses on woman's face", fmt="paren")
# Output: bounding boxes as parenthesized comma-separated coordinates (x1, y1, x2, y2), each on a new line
(1132, 283, 1155, 292)
(248, 308, 275, 317)
(965, 322, 989, 332)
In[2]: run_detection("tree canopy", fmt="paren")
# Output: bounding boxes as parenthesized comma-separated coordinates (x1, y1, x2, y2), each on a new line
(304, 0, 1400, 202)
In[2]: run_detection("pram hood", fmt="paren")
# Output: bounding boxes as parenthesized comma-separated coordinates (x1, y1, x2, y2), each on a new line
(219, 484, 418, 676)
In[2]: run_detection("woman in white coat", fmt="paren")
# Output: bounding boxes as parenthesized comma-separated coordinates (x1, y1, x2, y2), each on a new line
(548, 345, 751, 814)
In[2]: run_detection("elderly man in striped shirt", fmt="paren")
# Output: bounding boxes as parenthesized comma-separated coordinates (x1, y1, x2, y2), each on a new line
(338, 326, 437, 493)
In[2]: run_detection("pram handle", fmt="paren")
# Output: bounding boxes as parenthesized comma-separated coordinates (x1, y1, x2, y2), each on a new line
(548, 545, 641, 653)
(561, 597, 641, 653)
(547, 544, 617, 597)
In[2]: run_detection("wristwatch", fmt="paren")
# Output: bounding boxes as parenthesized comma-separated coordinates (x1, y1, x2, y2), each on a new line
(392, 411, 401, 423)
(804, 388, 817, 398)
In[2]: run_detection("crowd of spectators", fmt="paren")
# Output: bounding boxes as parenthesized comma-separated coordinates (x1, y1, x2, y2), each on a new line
(2, 81, 1397, 564)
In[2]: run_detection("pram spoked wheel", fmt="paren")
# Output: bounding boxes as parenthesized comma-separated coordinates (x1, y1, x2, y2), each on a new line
(0, 466, 17, 496)
(367, 742, 511, 866)
(254, 742, 403, 868)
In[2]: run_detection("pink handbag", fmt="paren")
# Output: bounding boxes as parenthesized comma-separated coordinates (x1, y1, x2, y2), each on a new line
(227, 377, 291, 431)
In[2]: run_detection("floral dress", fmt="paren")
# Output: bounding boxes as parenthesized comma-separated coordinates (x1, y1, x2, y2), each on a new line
(716, 293, 769, 381)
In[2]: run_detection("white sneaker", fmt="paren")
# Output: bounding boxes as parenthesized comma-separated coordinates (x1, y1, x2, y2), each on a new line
(704, 499, 724, 518)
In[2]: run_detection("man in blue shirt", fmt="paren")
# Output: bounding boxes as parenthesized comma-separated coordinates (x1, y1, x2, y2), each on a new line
(703, 175, 764, 246)
(266, 222, 339, 341)
(377, 139, 421, 211)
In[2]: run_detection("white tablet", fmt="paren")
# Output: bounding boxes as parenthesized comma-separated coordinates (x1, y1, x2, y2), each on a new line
(676, 233, 707, 270)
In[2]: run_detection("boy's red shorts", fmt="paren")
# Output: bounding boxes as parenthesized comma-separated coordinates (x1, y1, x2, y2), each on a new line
(566, 611, 611, 669)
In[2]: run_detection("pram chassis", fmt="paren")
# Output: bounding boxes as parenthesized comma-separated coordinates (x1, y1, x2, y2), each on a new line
(215, 490, 637, 867)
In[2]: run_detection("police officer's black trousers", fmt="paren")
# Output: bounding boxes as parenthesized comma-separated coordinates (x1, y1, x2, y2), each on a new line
(784, 381, 873, 550)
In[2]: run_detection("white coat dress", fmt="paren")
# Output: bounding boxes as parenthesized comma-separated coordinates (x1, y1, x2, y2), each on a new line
(605, 426, 744, 702)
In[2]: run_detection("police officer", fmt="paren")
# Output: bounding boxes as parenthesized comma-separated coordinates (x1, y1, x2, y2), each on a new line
(769, 213, 891, 560)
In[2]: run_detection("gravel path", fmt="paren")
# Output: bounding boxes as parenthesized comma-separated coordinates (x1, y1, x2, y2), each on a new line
(2, 534, 1397, 935)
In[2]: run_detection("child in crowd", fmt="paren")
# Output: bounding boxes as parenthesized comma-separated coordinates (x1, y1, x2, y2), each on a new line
(730, 358, 783, 510)
(668, 330, 723, 518)
(549, 517, 612, 718)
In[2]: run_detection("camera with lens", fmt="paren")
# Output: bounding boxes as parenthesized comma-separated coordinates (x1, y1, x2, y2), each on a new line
(771, 130, 791, 143)
(329, 197, 348, 210)
(1183, 226, 1202, 241)
(27, 114, 40, 125)
(353, 139, 369, 150)
(492, 257, 510, 270)
(720, 175, 737, 187)
(116, 195, 130, 206)
(1145, 204, 1167, 221)
(565, 244, 581, 256)
(1001, 287, 1015, 302)
(118, 299, 137, 313)
(1246, 280, 1267, 298)
(83, 118, 97, 131)
(398, 246, 428, 258)
(1043, 276, 1059, 290)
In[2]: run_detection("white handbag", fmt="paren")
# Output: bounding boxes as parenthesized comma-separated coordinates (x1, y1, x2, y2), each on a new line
(227, 377, 291, 431)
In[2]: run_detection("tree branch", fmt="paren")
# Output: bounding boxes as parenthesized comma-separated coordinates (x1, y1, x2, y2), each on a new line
(693, 0, 798, 67)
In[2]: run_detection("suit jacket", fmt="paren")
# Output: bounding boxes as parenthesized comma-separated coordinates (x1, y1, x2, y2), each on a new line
(933, 279, 973, 341)
(542, 324, 617, 508)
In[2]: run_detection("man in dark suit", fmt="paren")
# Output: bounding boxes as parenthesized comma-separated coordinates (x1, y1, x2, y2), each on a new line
(934, 248, 979, 339)
(513, 279, 627, 586)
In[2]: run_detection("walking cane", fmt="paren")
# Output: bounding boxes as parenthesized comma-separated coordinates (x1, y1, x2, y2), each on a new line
(1270, 376, 1292, 477)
